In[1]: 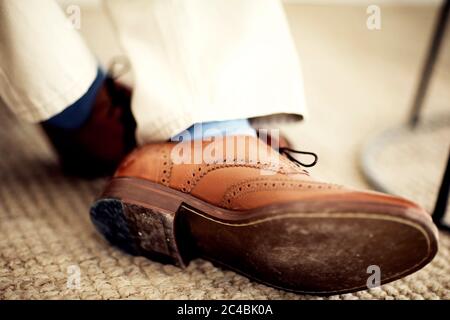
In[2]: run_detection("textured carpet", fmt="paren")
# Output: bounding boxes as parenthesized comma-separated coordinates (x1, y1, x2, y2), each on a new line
(1, 4, 450, 300)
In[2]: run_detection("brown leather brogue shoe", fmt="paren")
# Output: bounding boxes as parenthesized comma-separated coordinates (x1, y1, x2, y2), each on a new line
(90, 136, 438, 295)
(42, 77, 136, 177)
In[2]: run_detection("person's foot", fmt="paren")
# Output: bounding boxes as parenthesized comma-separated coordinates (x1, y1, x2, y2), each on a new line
(42, 77, 136, 177)
(90, 136, 438, 295)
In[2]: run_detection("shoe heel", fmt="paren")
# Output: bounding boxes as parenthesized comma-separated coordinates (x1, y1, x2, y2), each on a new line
(90, 177, 190, 267)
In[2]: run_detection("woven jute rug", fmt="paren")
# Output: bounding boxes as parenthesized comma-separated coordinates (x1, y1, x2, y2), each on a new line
(0, 104, 449, 300)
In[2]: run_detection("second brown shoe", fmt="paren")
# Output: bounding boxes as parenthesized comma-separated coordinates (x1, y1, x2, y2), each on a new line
(42, 77, 136, 177)
(90, 136, 438, 295)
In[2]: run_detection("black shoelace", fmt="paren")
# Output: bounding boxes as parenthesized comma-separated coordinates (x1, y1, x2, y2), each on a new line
(279, 147, 318, 168)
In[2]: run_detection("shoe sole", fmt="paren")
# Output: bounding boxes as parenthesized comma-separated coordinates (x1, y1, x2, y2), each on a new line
(90, 177, 438, 295)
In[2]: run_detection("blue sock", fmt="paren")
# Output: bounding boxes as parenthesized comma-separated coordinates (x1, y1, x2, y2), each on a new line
(43, 68, 106, 129)
(173, 119, 256, 141)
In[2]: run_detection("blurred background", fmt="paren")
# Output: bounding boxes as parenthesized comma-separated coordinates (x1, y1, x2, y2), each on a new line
(1, 0, 449, 299)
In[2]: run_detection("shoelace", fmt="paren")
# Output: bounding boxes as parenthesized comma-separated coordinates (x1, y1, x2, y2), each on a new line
(104, 58, 137, 152)
(106, 57, 132, 109)
(105, 77, 127, 108)
(279, 147, 318, 168)
(104, 58, 133, 118)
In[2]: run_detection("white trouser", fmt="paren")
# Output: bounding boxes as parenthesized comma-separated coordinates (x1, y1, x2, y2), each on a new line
(0, 0, 306, 143)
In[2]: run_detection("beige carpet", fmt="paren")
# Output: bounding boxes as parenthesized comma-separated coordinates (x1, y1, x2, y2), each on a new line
(1, 4, 449, 299)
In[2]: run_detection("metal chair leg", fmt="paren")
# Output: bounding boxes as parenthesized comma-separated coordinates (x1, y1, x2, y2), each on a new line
(409, 0, 449, 128)
(433, 149, 450, 232)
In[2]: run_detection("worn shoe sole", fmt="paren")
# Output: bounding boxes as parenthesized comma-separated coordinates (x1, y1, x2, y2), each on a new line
(90, 177, 438, 295)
